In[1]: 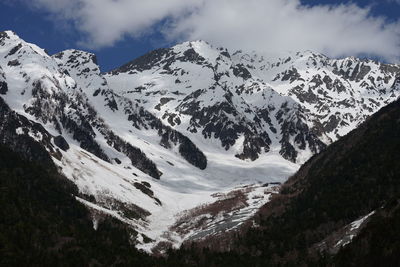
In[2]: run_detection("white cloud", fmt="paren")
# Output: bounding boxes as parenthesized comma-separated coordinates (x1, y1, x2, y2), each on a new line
(167, 0, 400, 61)
(27, 0, 200, 48)
(26, 0, 400, 61)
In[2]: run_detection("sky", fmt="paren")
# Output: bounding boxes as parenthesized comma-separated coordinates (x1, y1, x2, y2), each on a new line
(0, 0, 399, 72)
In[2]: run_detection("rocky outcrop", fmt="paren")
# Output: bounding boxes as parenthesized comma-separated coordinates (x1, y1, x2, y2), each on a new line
(0, 97, 58, 166)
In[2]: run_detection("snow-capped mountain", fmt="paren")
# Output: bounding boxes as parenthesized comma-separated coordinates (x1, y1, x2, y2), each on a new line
(0, 31, 399, 252)
(106, 41, 400, 163)
(106, 42, 327, 164)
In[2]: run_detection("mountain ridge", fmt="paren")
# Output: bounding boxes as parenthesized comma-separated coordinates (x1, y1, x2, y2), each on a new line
(166, 98, 400, 266)
(0, 29, 399, 252)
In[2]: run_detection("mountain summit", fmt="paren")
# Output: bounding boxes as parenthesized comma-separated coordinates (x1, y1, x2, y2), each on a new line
(0, 30, 399, 251)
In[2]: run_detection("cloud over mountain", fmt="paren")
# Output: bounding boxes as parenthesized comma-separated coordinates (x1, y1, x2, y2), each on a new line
(26, 0, 400, 61)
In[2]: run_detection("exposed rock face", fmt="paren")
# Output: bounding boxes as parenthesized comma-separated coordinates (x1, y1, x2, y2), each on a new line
(0, 36, 205, 180)
(0, 30, 399, 252)
(106, 42, 400, 164)
(253, 52, 400, 141)
(53, 49, 207, 173)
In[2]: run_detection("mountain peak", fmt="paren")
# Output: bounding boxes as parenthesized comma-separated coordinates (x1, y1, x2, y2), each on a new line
(175, 39, 211, 48)
(0, 30, 48, 58)
(1, 31, 400, 254)
(0, 30, 20, 40)
(53, 49, 99, 67)
(172, 39, 223, 63)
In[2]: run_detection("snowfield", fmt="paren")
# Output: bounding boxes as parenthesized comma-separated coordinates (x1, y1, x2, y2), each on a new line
(0, 30, 399, 252)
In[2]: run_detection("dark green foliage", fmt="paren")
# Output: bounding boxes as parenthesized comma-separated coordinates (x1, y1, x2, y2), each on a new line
(166, 99, 400, 266)
(333, 199, 400, 267)
(53, 135, 70, 151)
(0, 145, 156, 266)
(0, 97, 56, 166)
(0, 81, 7, 94)
(61, 114, 110, 163)
(178, 137, 207, 170)
(107, 131, 162, 179)
(1, 96, 400, 266)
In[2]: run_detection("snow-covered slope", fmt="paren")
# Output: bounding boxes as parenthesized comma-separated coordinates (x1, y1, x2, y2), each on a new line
(106, 42, 327, 164)
(0, 31, 399, 252)
(106, 41, 400, 163)
(233, 50, 400, 139)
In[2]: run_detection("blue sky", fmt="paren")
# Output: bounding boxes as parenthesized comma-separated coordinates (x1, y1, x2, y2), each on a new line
(1, 0, 399, 72)
(0, 1, 166, 72)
